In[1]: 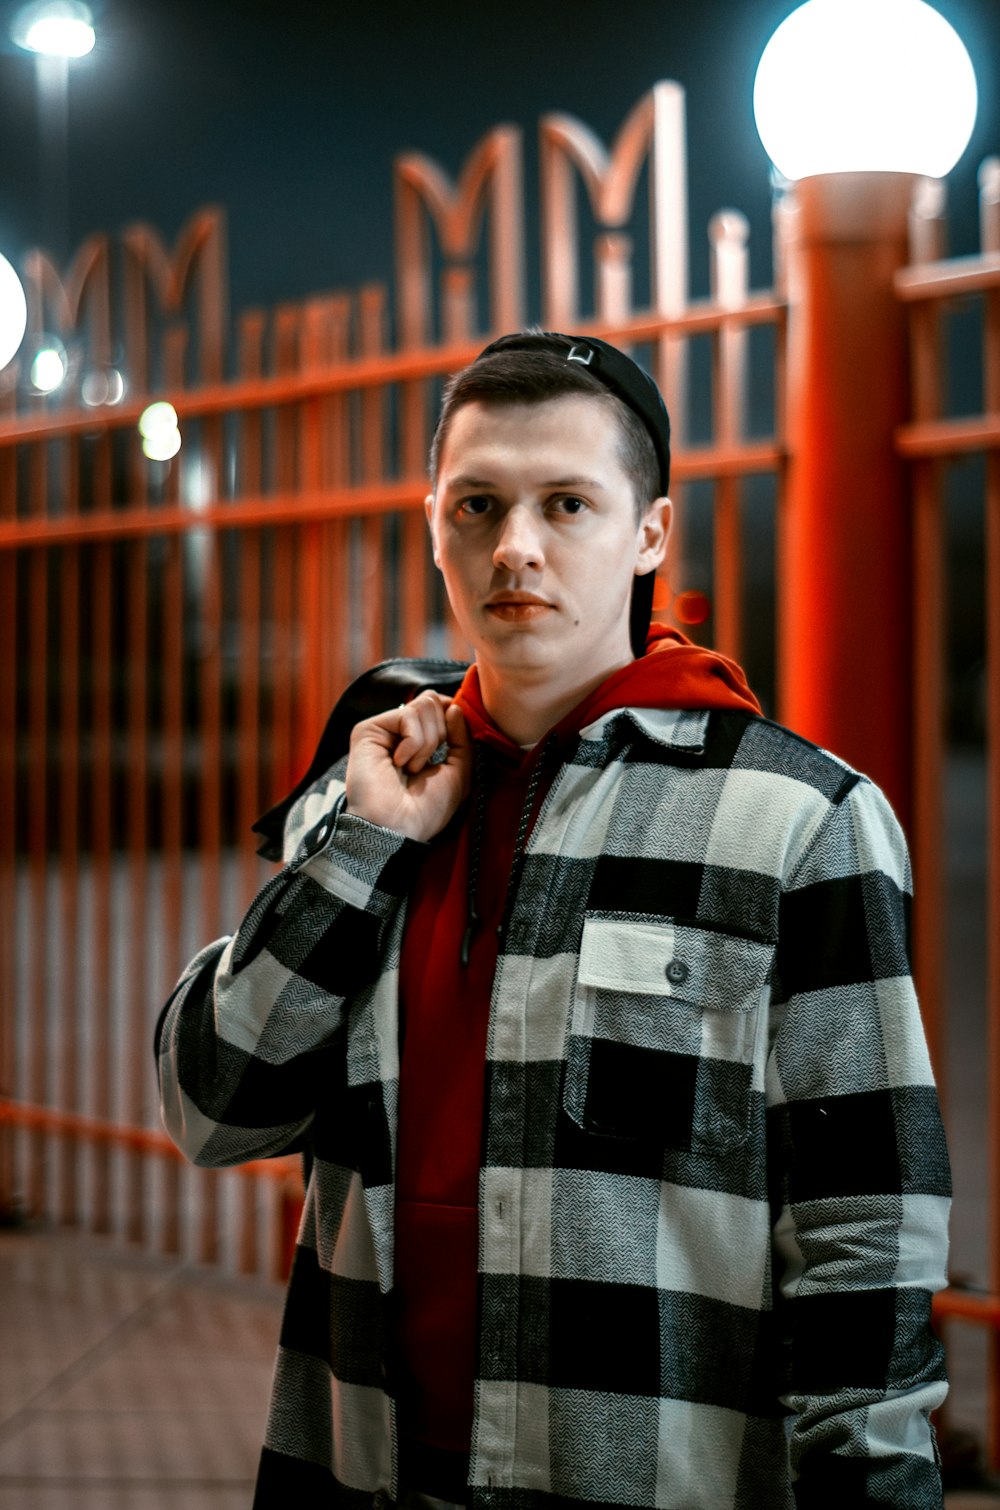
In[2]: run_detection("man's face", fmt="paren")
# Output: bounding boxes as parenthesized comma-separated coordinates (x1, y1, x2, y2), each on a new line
(426, 395, 669, 692)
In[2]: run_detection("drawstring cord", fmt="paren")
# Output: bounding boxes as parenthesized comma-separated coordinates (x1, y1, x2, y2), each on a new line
(460, 737, 554, 967)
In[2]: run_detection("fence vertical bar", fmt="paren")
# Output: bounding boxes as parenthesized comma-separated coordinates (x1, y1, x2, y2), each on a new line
(27, 447, 49, 1215)
(979, 154, 1000, 1469)
(197, 456, 224, 1268)
(907, 177, 948, 1083)
(0, 380, 17, 1218)
(710, 211, 749, 664)
(57, 456, 81, 1227)
(89, 532, 113, 1231)
(270, 307, 299, 806)
(236, 310, 265, 1276)
(159, 525, 184, 1256)
(124, 534, 149, 1244)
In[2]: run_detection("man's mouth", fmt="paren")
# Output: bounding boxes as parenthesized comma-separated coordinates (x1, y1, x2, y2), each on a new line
(484, 592, 554, 622)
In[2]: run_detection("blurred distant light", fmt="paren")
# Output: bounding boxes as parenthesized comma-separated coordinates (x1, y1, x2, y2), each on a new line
(673, 590, 712, 627)
(30, 340, 67, 393)
(753, 0, 977, 180)
(139, 400, 178, 439)
(81, 366, 125, 406)
(139, 400, 181, 461)
(0, 253, 28, 372)
(142, 428, 181, 461)
(12, 1, 95, 57)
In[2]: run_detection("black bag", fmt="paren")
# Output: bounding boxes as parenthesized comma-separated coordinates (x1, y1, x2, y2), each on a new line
(252, 656, 469, 860)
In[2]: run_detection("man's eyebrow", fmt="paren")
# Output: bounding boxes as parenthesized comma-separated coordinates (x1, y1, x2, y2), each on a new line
(442, 473, 607, 491)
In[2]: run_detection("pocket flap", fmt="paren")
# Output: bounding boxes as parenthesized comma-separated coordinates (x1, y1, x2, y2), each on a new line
(577, 916, 774, 1012)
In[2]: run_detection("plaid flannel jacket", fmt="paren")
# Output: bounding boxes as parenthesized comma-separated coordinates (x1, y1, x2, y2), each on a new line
(157, 704, 950, 1510)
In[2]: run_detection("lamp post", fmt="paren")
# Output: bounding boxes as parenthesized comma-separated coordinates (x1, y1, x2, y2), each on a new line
(12, 2, 96, 262)
(754, 0, 976, 831)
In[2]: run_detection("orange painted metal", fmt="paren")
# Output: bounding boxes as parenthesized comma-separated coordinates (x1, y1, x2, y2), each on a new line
(297, 302, 329, 773)
(0, 444, 786, 555)
(0, 380, 16, 1218)
(0, 101, 790, 1292)
(57, 531, 81, 1227)
(982, 160, 1000, 1467)
(196, 458, 223, 1269)
(779, 173, 917, 832)
(89, 538, 113, 1233)
(0, 1096, 299, 1182)
(710, 211, 750, 664)
(27, 470, 48, 1214)
(125, 539, 149, 1245)
(160, 532, 184, 1256)
(270, 307, 300, 808)
(935, 1289, 1000, 1327)
(907, 186, 948, 1087)
(237, 311, 266, 917)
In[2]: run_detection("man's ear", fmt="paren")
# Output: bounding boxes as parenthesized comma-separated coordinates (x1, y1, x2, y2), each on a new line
(635, 497, 671, 576)
(424, 493, 441, 568)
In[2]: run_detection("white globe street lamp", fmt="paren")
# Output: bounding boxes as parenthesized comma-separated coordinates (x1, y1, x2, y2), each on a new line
(0, 253, 28, 373)
(752, 0, 978, 840)
(12, 1, 95, 58)
(754, 0, 977, 181)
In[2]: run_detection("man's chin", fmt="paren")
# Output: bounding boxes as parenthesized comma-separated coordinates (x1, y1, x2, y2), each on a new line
(474, 628, 564, 673)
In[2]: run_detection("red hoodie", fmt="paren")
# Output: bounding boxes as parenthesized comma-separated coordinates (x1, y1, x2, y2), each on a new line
(392, 627, 760, 1493)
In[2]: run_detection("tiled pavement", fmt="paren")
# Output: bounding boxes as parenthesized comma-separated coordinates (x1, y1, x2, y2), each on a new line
(1, 1229, 998, 1509)
(0, 1229, 278, 1509)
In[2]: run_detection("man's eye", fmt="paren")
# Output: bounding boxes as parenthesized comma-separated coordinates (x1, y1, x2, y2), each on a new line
(554, 495, 587, 515)
(458, 495, 491, 516)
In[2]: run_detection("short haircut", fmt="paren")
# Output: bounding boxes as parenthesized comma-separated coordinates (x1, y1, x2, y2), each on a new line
(429, 347, 662, 521)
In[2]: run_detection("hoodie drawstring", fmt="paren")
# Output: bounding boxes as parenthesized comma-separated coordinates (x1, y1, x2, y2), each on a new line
(460, 736, 554, 967)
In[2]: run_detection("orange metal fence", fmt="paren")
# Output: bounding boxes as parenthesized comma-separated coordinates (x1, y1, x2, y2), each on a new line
(0, 75, 996, 1463)
(0, 85, 783, 1283)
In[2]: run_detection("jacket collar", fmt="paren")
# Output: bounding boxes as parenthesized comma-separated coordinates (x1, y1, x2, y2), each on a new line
(578, 705, 710, 752)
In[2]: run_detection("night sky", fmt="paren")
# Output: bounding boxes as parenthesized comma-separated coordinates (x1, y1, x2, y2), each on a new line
(1, 0, 998, 323)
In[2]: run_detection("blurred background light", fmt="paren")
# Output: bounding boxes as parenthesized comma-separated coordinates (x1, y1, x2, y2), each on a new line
(673, 589, 712, 627)
(0, 252, 27, 371)
(753, 0, 977, 180)
(29, 338, 67, 393)
(81, 366, 125, 406)
(11, 0, 96, 57)
(139, 399, 181, 460)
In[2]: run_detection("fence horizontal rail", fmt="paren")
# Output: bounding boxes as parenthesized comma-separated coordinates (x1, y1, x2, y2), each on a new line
(0, 297, 785, 449)
(895, 253, 1000, 301)
(896, 413, 1000, 457)
(0, 1097, 300, 1182)
(934, 1288, 1000, 1328)
(0, 442, 786, 552)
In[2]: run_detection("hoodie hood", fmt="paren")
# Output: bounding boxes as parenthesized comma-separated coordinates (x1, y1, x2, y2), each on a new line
(454, 621, 761, 761)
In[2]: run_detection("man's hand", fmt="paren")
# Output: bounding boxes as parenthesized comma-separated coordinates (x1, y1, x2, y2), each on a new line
(345, 691, 472, 843)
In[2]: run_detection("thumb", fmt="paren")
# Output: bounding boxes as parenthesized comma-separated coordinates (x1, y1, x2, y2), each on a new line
(444, 699, 470, 754)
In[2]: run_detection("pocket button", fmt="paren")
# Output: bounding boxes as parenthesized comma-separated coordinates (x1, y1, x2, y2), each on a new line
(665, 959, 689, 986)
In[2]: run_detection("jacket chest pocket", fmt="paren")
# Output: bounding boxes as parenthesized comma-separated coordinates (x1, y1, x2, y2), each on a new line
(563, 915, 774, 1154)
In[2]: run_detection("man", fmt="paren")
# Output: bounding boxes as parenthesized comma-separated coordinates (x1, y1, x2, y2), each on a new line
(157, 332, 950, 1509)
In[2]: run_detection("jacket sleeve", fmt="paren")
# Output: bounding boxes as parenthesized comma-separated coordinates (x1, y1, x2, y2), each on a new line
(157, 781, 426, 1168)
(768, 774, 950, 1509)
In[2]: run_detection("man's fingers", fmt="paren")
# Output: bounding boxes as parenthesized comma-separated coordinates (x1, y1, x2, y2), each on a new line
(393, 692, 450, 771)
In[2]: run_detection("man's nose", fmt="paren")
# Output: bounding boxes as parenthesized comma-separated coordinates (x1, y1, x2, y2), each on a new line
(492, 505, 544, 572)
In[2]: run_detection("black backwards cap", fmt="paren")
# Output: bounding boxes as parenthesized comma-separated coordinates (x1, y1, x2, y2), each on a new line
(473, 331, 671, 657)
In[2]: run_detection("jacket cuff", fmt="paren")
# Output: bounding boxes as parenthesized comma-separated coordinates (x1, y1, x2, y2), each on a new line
(293, 802, 428, 908)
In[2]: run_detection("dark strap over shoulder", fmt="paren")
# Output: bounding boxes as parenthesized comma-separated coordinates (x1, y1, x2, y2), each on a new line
(251, 656, 469, 860)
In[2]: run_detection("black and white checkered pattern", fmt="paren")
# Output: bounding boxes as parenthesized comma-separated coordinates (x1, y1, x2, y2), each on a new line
(158, 704, 950, 1510)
